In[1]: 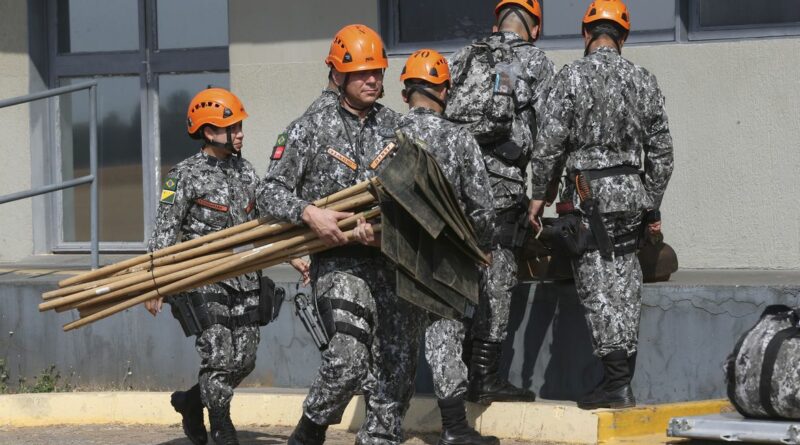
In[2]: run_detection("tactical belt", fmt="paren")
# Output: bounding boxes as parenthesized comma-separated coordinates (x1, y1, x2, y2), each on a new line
(570, 165, 641, 182)
(314, 245, 382, 260)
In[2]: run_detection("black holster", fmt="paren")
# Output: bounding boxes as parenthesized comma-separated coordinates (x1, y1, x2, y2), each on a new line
(170, 291, 268, 338)
(539, 212, 596, 257)
(258, 275, 285, 326)
(493, 196, 531, 250)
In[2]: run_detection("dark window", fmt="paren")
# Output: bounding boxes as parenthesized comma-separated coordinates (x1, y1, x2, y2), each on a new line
(690, 0, 800, 40)
(50, 0, 229, 249)
(382, 0, 677, 52)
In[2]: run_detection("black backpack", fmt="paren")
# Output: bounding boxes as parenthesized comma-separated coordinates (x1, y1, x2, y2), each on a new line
(445, 34, 534, 146)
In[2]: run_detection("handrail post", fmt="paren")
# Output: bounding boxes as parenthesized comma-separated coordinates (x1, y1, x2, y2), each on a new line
(89, 84, 99, 269)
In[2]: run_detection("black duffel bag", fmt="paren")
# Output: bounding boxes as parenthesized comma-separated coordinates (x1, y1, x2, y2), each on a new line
(726, 304, 800, 420)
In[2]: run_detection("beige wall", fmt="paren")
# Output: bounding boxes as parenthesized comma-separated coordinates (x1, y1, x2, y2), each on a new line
(238, 4, 800, 269)
(0, 2, 32, 262)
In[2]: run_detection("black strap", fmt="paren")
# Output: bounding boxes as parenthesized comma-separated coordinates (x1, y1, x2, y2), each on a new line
(334, 321, 371, 346)
(726, 321, 751, 417)
(330, 298, 374, 329)
(198, 308, 260, 330)
(759, 326, 800, 418)
(577, 165, 641, 181)
(191, 293, 231, 307)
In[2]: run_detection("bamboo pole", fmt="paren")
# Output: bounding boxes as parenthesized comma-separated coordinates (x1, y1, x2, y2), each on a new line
(63, 211, 380, 331)
(58, 179, 377, 287)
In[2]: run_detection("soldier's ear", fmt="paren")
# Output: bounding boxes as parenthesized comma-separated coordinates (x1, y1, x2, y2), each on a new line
(401, 88, 410, 104)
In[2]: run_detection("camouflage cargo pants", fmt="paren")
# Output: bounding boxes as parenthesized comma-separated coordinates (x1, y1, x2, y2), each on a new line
(474, 247, 517, 342)
(304, 258, 425, 445)
(572, 212, 644, 357)
(195, 290, 261, 412)
(425, 317, 468, 399)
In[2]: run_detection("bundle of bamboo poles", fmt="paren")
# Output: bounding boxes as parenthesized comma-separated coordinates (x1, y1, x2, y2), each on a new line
(40, 179, 381, 332)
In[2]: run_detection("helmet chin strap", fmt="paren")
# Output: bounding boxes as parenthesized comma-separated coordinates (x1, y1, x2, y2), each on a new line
(206, 126, 239, 157)
(406, 85, 447, 112)
(499, 6, 535, 42)
(583, 32, 622, 56)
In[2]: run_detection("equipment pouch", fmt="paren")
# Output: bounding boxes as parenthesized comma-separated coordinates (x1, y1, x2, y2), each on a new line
(542, 213, 596, 257)
(294, 292, 332, 351)
(258, 276, 285, 326)
(170, 297, 203, 337)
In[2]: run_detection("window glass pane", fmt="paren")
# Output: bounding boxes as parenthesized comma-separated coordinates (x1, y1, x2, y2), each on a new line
(60, 76, 143, 242)
(541, 0, 674, 38)
(57, 0, 139, 53)
(398, 0, 493, 43)
(158, 73, 230, 181)
(698, 0, 800, 28)
(157, 0, 229, 49)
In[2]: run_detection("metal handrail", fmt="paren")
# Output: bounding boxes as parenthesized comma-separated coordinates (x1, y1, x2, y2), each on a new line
(0, 81, 99, 269)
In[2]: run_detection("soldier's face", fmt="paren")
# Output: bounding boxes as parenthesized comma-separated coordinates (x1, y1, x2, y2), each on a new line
(340, 69, 384, 107)
(205, 122, 244, 152)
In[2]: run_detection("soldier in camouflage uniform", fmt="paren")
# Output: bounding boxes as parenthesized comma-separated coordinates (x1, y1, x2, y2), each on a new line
(445, 0, 555, 405)
(395, 49, 498, 445)
(145, 88, 261, 445)
(258, 25, 425, 445)
(529, 0, 674, 410)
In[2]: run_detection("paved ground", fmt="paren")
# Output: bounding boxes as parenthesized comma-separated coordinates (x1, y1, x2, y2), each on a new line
(0, 424, 548, 445)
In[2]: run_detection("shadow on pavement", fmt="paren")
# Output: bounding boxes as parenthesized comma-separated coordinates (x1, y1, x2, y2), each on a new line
(158, 429, 290, 444)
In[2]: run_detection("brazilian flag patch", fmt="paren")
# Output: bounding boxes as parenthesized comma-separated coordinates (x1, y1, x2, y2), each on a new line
(160, 176, 178, 205)
(271, 132, 288, 160)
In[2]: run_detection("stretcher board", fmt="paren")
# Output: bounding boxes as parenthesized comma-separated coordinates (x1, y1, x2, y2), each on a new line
(667, 412, 800, 444)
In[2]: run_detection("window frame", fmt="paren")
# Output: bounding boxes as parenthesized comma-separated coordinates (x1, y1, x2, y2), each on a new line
(45, 0, 229, 253)
(379, 0, 682, 55)
(687, 1, 800, 41)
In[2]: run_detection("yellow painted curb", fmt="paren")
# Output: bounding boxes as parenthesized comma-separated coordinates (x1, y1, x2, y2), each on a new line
(596, 399, 733, 443)
(0, 392, 600, 443)
(0, 391, 732, 444)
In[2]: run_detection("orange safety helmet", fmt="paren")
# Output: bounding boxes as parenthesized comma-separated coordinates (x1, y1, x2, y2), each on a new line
(325, 24, 388, 73)
(186, 87, 248, 136)
(400, 49, 450, 86)
(495, 0, 542, 26)
(582, 0, 631, 32)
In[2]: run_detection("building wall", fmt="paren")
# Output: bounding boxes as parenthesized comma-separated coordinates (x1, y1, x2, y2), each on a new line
(0, 2, 33, 263)
(230, 1, 800, 270)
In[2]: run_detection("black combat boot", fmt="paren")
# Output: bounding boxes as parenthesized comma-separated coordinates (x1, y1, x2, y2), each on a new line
(170, 385, 207, 445)
(577, 350, 636, 410)
(208, 406, 239, 445)
(467, 339, 537, 405)
(287, 414, 328, 445)
(438, 397, 500, 445)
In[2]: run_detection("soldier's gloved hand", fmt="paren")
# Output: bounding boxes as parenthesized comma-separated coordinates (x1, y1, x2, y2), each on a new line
(302, 205, 353, 246)
(290, 258, 311, 286)
(144, 296, 163, 316)
(528, 199, 546, 232)
(354, 217, 380, 247)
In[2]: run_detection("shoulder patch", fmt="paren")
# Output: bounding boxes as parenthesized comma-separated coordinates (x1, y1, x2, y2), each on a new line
(271, 132, 288, 160)
(160, 176, 178, 205)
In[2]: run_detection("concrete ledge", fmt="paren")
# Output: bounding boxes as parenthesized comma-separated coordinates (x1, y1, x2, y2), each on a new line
(0, 391, 731, 444)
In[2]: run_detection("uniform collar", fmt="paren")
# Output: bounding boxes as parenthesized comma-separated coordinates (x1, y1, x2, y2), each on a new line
(587, 45, 620, 57)
(408, 106, 440, 117)
(337, 101, 379, 123)
(200, 148, 234, 168)
(493, 30, 527, 43)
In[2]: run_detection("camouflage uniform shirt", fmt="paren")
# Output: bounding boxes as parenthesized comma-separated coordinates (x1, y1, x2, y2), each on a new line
(259, 101, 400, 222)
(148, 150, 261, 292)
(531, 46, 674, 211)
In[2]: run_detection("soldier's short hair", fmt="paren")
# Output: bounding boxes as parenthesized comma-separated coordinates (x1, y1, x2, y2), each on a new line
(585, 20, 626, 42)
